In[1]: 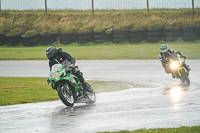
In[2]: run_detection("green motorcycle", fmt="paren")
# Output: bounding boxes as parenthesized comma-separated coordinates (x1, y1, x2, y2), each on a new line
(167, 53, 190, 85)
(48, 60, 96, 107)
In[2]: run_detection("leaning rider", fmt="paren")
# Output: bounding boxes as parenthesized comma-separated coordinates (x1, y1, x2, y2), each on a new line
(158, 44, 190, 78)
(46, 46, 92, 92)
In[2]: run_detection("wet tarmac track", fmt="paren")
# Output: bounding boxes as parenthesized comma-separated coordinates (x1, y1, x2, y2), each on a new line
(0, 60, 200, 133)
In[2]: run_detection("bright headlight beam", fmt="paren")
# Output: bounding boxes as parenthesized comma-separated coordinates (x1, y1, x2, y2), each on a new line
(171, 63, 179, 69)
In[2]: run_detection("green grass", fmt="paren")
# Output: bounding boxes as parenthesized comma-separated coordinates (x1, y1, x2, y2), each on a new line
(0, 41, 200, 60)
(98, 126, 200, 133)
(0, 77, 129, 106)
(0, 10, 200, 34)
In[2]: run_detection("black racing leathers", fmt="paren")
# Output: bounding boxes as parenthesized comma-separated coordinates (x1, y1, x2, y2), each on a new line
(158, 49, 175, 68)
(48, 48, 85, 84)
(49, 48, 75, 70)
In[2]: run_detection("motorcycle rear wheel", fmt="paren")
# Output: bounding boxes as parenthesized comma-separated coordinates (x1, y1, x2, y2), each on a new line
(84, 83, 96, 104)
(57, 84, 74, 106)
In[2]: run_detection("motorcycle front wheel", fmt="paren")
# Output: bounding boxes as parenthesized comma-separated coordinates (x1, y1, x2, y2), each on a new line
(57, 84, 74, 106)
(180, 69, 190, 85)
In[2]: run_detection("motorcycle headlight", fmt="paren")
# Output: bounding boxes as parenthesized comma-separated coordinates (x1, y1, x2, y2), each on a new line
(171, 62, 179, 69)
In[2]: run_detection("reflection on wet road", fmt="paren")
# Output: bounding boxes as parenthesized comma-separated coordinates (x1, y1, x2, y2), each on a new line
(169, 85, 183, 104)
(0, 60, 200, 133)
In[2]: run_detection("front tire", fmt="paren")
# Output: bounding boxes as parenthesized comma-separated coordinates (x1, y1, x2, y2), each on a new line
(180, 69, 190, 85)
(57, 84, 74, 106)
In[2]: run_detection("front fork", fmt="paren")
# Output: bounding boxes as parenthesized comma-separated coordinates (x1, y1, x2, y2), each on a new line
(173, 67, 188, 78)
(75, 83, 87, 101)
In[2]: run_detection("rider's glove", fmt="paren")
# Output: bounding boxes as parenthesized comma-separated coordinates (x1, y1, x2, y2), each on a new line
(162, 55, 165, 59)
(178, 51, 186, 59)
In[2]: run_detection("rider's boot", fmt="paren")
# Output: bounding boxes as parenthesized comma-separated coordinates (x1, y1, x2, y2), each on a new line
(73, 68, 93, 92)
(184, 63, 191, 72)
(187, 65, 191, 71)
(78, 73, 93, 92)
(82, 80, 93, 92)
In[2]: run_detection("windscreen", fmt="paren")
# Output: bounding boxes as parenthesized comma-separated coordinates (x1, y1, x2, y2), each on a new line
(170, 53, 178, 61)
(51, 64, 61, 73)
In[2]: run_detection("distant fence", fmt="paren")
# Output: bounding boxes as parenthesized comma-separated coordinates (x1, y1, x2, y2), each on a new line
(0, 0, 199, 14)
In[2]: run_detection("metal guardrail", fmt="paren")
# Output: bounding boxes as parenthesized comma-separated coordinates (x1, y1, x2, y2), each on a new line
(0, 0, 198, 14)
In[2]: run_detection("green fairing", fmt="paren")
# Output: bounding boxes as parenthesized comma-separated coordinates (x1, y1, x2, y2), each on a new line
(168, 53, 190, 85)
(49, 64, 80, 91)
(177, 54, 188, 76)
(177, 54, 182, 64)
(178, 67, 188, 76)
(64, 74, 80, 91)
(169, 54, 188, 76)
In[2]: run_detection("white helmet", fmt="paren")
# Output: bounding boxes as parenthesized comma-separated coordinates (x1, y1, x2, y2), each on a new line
(160, 44, 168, 53)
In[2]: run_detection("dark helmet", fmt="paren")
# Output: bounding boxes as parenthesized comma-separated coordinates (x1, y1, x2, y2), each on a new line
(160, 44, 168, 53)
(46, 46, 57, 60)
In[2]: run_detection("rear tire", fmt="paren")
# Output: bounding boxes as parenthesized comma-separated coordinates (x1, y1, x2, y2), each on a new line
(84, 83, 96, 104)
(57, 84, 74, 106)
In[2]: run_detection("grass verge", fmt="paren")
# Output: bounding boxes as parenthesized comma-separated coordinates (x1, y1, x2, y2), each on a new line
(0, 10, 200, 34)
(0, 77, 129, 106)
(0, 41, 200, 60)
(98, 126, 200, 133)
